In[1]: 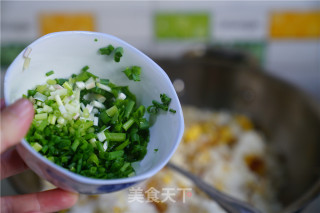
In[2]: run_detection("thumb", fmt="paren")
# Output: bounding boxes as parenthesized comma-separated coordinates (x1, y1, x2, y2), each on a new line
(0, 99, 34, 154)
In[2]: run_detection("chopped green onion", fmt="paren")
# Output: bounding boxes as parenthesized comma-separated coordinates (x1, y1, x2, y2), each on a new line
(96, 141, 105, 152)
(115, 139, 130, 150)
(99, 45, 114, 55)
(108, 150, 124, 160)
(47, 79, 57, 85)
(147, 93, 176, 115)
(45, 70, 54, 77)
(24, 65, 157, 179)
(35, 113, 48, 120)
(125, 100, 135, 118)
(169, 109, 176, 113)
(34, 92, 47, 102)
(62, 82, 73, 91)
(36, 85, 47, 93)
(88, 153, 99, 166)
(31, 142, 42, 152)
(105, 132, 126, 142)
(123, 118, 135, 131)
(106, 105, 118, 117)
(114, 47, 123, 62)
(71, 139, 80, 152)
(123, 66, 141, 81)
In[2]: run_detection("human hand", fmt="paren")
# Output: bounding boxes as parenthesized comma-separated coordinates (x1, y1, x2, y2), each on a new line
(0, 98, 78, 213)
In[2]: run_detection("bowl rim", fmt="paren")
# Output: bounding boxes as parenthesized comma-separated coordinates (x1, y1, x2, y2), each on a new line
(4, 31, 184, 186)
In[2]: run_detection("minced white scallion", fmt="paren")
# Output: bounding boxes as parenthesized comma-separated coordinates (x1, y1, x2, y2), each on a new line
(76, 81, 86, 90)
(96, 83, 111, 92)
(85, 77, 95, 90)
(57, 117, 65, 125)
(55, 95, 63, 106)
(94, 94, 106, 103)
(118, 92, 126, 100)
(86, 104, 94, 113)
(23, 57, 31, 70)
(92, 108, 99, 114)
(43, 105, 53, 113)
(101, 126, 111, 132)
(34, 92, 48, 102)
(80, 103, 86, 110)
(23, 47, 32, 58)
(89, 113, 95, 121)
(93, 117, 99, 126)
(48, 85, 55, 91)
(53, 84, 63, 90)
(62, 96, 72, 104)
(73, 113, 80, 120)
(59, 105, 67, 114)
(92, 100, 105, 109)
(49, 115, 57, 124)
(103, 141, 108, 151)
(36, 108, 44, 114)
(65, 104, 78, 114)
(51, 88, 67, 97)
(97, 131, 106, 142)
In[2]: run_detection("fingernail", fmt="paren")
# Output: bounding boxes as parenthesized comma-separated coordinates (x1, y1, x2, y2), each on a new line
(9, 98, 34, 119)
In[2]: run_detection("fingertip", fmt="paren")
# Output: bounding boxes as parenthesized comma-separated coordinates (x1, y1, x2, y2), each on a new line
(37, 189, 79, 212)
(2, 188, 79, 213)
(1, 98, 34, 153)
(58, 190, 79, 207)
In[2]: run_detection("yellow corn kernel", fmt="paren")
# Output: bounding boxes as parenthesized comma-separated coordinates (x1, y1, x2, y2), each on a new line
(197, 150, 210, 164)
(235, 115, 253, 130)
(184, 125, 202, 142)
(113, 206, 122, 213)
(219, 126, 235, 145)
(162, 174, 172, 184)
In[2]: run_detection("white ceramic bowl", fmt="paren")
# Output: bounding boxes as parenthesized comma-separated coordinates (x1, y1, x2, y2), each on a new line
(4, 31, 184, 194)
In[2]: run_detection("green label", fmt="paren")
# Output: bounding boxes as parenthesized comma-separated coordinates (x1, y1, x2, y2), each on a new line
(233, 42, 265, 65)
(214, 42, 266, 65)
(155, 13, 210, 40)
